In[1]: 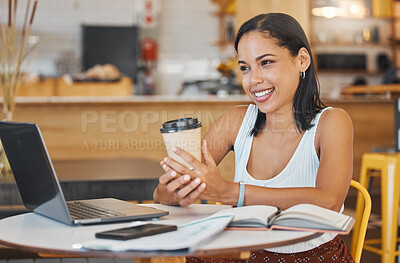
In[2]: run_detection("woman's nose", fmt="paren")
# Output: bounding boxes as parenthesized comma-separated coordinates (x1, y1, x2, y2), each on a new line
(250, 69, 263, 85)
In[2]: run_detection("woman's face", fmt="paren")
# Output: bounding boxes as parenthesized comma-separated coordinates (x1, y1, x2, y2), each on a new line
(237, 32, 306, 115)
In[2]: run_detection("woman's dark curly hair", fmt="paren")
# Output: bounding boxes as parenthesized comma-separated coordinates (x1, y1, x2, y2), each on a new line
(234, 13, 325, 136)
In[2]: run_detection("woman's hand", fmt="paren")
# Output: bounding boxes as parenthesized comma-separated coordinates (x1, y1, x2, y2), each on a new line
(163, 140, 232, 204)
(153, 161, 206, 206)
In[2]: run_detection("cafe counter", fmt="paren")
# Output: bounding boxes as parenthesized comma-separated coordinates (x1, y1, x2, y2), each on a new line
(1, 95, 394, 181)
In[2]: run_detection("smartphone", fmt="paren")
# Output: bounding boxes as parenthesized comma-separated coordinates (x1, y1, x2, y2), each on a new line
(95, 223, 178, 240)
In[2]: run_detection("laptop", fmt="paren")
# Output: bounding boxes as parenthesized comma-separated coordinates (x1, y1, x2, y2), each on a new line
(0, 121, 168, 225)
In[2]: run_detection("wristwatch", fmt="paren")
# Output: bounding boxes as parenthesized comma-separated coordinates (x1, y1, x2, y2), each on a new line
(237, 181, 245, 207)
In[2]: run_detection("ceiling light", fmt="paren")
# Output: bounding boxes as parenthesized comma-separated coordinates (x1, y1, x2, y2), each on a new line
(312, 6, 348, 18)
(349, 4, 360, 15)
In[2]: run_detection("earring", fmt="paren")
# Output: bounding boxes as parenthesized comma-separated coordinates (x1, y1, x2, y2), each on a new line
(300, 71, 306, 80)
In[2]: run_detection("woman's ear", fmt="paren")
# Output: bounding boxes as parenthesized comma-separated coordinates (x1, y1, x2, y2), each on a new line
(298, 47, 311, 72)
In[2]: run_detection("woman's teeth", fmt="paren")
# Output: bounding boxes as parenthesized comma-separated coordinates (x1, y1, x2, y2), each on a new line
(254, 88, 274, 98)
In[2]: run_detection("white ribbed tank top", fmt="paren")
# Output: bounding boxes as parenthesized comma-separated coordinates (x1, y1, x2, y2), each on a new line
(233, 104, 339, 253)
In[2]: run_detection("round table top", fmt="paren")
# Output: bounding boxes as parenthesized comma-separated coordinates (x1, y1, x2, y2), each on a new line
(0, 204, 320, 258)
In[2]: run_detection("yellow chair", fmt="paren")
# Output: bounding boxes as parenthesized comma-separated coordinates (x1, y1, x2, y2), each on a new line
(352, 153, 400, 263)
(350, 180, 372, 263)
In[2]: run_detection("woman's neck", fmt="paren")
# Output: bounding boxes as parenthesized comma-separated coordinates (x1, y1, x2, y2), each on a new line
(264, 108, 298, 134)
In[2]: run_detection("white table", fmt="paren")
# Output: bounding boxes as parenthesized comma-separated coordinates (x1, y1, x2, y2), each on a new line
(0, 204, 320, 260)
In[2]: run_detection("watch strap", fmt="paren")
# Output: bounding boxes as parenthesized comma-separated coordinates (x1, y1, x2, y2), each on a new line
(237, 181, 245, 207)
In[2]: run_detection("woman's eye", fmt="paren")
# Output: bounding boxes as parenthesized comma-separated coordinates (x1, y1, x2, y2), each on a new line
(260, 60, 272, 66)
(239, 65, 249, 72)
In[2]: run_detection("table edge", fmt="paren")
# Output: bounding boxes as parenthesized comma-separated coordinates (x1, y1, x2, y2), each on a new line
(0, 232, 322, 258)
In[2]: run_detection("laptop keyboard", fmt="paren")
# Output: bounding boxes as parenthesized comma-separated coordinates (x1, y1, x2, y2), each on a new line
(67, 201, 124, 220)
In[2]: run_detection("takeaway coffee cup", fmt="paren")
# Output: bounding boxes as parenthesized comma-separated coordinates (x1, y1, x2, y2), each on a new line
(160, 117, 202, 168)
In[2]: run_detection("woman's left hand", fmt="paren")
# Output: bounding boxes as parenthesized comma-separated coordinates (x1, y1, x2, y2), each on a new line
(163, 140, 231, 203)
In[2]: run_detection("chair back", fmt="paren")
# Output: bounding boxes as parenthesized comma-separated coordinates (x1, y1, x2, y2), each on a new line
(350, 180, 372, 263)
(394, 99, 400, 151)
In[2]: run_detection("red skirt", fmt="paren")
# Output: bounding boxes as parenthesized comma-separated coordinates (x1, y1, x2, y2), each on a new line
(186, 236, 354, 263)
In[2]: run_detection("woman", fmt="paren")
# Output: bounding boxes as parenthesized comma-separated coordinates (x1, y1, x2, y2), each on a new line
(154, 13, 354, 262)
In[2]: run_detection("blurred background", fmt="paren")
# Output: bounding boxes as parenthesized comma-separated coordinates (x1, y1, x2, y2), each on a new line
(0, 0, 396, 97)
(0, 2, 399, 262)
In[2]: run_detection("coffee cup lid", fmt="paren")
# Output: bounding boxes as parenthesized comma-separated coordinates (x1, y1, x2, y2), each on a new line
(160, 117, 202, 133)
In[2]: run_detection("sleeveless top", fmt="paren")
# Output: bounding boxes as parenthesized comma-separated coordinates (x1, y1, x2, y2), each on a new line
(233, 104, 340, 253)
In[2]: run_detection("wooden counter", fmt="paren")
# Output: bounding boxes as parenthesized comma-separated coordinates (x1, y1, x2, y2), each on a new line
(341, 84, 400, 97)
(0, 77, 133, 97)
(3, 95, 249, 181)
(1, 95, 394, 182)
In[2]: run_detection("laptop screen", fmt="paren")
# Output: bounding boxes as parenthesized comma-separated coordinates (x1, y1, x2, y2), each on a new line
(0, 122, 59, 210)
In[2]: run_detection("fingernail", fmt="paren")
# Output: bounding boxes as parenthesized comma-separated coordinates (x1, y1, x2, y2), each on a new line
(164, 157, 168, 162)
(183, 174, 190, 181)
(172, 147, 177, 152)
(200, 183, 206, 189)
(171, 171, 177, 177)
(194, 178, 201, 184)
(162, 164, 167, 169)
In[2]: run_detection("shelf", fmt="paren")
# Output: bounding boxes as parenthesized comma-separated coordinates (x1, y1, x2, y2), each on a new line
(311, 3, 394, 75)
(211, 11, 235, 16)
(311, 16, 393, 22)
(341, 84, 400, 95)
(211, 0, 235, 50)
(316, 69, 385, 75)
(311, 41, 390, 48)
(210, 39, 234, 47)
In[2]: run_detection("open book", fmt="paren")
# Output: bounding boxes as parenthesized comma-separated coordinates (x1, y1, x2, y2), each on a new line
(213, 204, 355, 234)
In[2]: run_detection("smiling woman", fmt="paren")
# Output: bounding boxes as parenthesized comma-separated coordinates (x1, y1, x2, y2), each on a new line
(154, 13, 354, 263)
(234, 13, 324, 136)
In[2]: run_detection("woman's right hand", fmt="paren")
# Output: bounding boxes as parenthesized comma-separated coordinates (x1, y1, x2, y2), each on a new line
(153, 160, 205, 206)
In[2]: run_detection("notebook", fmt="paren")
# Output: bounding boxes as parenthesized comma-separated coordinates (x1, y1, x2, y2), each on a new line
(0, 121, 168, 225)
(80, 213, 234, 252)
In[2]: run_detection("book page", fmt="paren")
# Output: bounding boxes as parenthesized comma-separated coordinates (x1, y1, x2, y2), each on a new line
(273, 204, 353, 231)
(213, 205, 278, 227)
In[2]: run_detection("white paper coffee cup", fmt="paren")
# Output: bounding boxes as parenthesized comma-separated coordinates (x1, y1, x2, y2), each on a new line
(160, 117, 202, 168)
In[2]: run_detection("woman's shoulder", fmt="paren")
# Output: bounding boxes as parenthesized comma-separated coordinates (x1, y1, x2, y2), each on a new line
(319, 107, 352, 125)
(227, 104, 250, 115)
(317, 107, 353, 138)
(229, 104, 259, 116)
(204, 105, 251, 150)
(212, 105, 251, 135)
(221, 105, 252, 121)
(313, 108, 353, 157)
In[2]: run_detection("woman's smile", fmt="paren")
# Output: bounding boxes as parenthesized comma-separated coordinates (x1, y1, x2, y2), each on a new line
(253, 87, 275, 102)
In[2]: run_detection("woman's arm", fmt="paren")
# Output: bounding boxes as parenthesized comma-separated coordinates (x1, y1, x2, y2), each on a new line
(203, 105, 246, 164)
(164, 108, 353, 211)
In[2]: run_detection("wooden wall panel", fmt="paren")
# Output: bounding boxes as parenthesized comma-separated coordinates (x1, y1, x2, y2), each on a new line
(3, 97, 393, 183)
(9, 100, 248, 181)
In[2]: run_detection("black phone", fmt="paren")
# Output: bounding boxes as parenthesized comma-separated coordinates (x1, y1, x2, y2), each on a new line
(95, 223, 178, 240)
